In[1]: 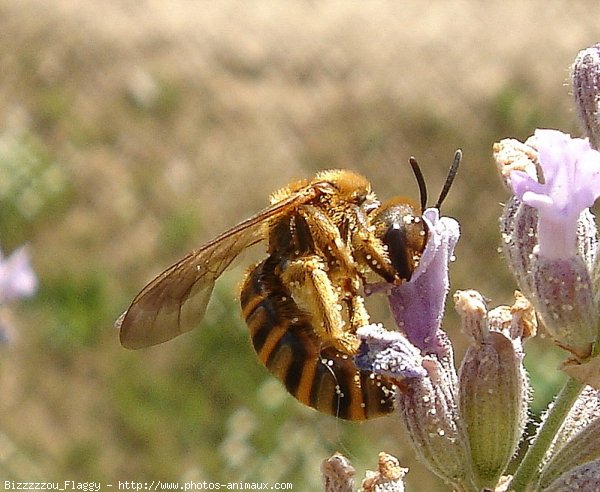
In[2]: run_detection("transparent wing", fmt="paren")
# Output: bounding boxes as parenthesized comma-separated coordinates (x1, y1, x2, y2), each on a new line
(117, 184, 323, 349)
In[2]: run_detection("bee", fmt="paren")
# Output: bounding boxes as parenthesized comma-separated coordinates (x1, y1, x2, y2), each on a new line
(116, 158, 459, 421)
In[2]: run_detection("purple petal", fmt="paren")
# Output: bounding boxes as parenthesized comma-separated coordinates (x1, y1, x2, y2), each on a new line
(0, 245, 38, 304)
(355, 324, 426, 379)
(509, 129, 600, 258)
(385, 208, 460, 355)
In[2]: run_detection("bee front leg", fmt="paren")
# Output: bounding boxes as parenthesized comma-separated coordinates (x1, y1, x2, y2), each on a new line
(297, 205, 358, 276)
(350, 207, 400, 284)
(280, 255, 360, 355)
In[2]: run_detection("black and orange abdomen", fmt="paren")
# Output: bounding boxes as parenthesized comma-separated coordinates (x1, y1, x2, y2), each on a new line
(240, 259, 395, 421)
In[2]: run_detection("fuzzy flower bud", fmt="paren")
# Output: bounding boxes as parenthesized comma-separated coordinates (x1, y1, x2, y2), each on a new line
(321, 453, 355, 492)
(454, 290, 530, 489)
(355, 323, 472, 489)
(531, 255, 597, 359)
(538, 417, 600, 490)
(572, 44, 600, 150)
(361, 452, 407, 492)
(499, 196, 538, 301)
(547, 387, 600, 461)
(543, 459, 600, 492)
(356, 324, 427, 381)
(397, 357, 475, 489)
(537, 388, 600, 489)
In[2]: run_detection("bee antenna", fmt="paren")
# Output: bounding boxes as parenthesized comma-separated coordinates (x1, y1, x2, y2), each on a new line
(434, 149, 461, 210)
(409, 156, 428, 213)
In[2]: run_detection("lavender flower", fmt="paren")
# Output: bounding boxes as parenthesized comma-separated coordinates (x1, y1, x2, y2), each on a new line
(378, 207, 460, 356)
(498, 130, 600, 359)
(356, 207, 472, 490)
(355, 324, 426, 380)
(509, 129, 600, 260)
(0, 244, 37, 343)
(0, 245, 37, 304)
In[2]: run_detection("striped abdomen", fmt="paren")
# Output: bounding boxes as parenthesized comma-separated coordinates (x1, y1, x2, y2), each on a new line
(240, 259, 395, 421)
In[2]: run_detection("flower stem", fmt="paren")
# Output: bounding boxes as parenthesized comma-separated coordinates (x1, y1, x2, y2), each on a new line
(510, 376, 584, 492)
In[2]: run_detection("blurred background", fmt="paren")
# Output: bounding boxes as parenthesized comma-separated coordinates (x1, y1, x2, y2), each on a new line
(1, 1, 599, 489)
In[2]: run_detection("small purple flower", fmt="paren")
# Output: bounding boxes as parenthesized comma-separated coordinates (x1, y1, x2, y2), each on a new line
(382, 208, 460, 355)
(0, 245, 37, 304)
(355, 323, 426, 380)
(0, 244, 37, 344)
(509, 129, 600, 259)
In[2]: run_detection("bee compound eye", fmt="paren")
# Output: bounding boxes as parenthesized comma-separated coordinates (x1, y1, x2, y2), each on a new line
(383, 225, 413, 281)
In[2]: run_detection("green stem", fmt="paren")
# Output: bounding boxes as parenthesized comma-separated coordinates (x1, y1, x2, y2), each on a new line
(510, 377, 584, 492)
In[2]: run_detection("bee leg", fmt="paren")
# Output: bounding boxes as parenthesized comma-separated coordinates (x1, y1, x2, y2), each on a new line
(297, 205, 358, 275)
(336, 275, 371, 333)
(280, 255, 360, 355)
(351, 217, 400, 284)
(349, 291, 371, 330)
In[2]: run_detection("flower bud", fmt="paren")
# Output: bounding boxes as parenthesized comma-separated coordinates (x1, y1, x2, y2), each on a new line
(355, 324, 427, 381)
(499, 197, 538, 302)
(361, 452, 407, 492)
(321, 453, 355, 492)
(460, 332, 527, 488)
(397, 357, 475, 489)
(494, 137, 539, 301)
(543, 459, 600, 492)
(572, 44, 600, 150)
(547, 387, 600, 460)
(530, 254, 597, 359)
(453, 289, 488, 344)
(577, 209, 598, 272)
(538, 418, 600, 490)
(455, 290, 529, 489)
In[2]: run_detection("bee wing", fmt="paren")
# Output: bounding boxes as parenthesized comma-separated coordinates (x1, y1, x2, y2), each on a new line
(117, 183, 324, 349)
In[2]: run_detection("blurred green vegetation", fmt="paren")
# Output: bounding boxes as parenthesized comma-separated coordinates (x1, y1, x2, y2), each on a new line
(0, 1, 599, 490)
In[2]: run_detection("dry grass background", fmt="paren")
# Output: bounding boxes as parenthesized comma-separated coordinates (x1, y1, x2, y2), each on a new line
(1, 1, 600, 490)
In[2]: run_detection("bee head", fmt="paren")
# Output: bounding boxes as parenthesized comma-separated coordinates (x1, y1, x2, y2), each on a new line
(371, 150, 461, 281)
(371, 198, 428, 281)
